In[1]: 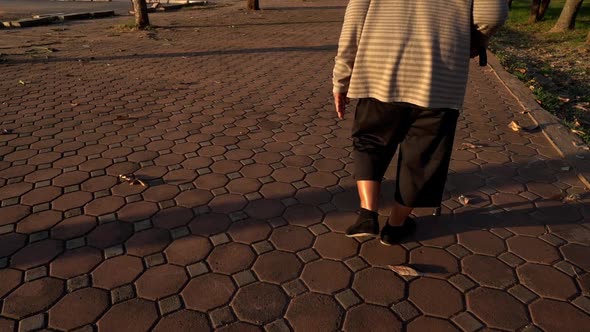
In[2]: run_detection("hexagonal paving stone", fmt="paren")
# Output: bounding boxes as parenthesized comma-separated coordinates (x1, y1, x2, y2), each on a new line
(260, 182, 296, 200)
(409, 247, 459, 278)
(313, 233, 359, 260)
(52, 191, 93, 211)
(0, 182, 32, 201)
(20, 186, 61, 206)
(16, 210, 61, 234)
(85, 196, 126, 216)
(272, 167, 305, 183)
(126, 228, 171, 257)
(50, 246, 103, 279)
(48, 287, 109, 331)
(80, 175, 118, 193)
(240, 164, 272, 178)
(286, 292, 343, 331)
(142, 184, 179, 202)
(51, 215, 97, 240)
(270, 225, 314, 252)
(305, 172, 339, 188)
(135, 264, 188, 300)
(10, 239, 63, 270)
(0, 269, 22, 298)
(353, 267, 405, 305)
(227, 219, 272, 244)
(517, 263, 577, 300)
(217, 322, 262, 332)
(175, 189, 213, 208)
(344, 304, 402, 332)
(209, 194, 248, 214)
(0, 318, 15, 332)
(253, 250, 302, 284)
(245, 199, 285, 219)
(152, 310, 211, 332)
(467, 287, 528, 330)
(549, 223, 590, 245)
(226, 178, 261, 194)
(165, 235, 211, 266)
(52, 171, 89, 187)
(462, 255, 516, 289)
(117, 201, 159, 222)
(87, 221, 133, 249)
(194, 173, 228, 190)
(530, 298, 590, 331)
(301, 259, 351, 294)
(232, 282, 288, 325)
(0, 232, 27, 257)
(189, 213, 231, 236)
(2, 277, 64, 319)
(152, 206, 194, 229)
(407, 316, 459, 332)
(409, 278, 463, 318)
(92, 255, 144, 290)
(561, 243, 590, 271)
(458, 230, 506, 256)
(182, 273, 235, 311)
(507, 236, 560, 264)
(359, 240, 406, 267)
(207, 242, 255, 274)
(283, 205, 324, 227)
(97, 298, 158, 332)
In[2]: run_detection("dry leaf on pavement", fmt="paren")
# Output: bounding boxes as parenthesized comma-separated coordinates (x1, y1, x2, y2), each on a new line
(563, 193, 581, 202)
(508, 121, 522, 132)
(118, 174, 147, 187)
(572, 141, 590, 150)
(458, 195, 471, 206)
(388, 265, 423, 277)
(461, 143, 483, 149)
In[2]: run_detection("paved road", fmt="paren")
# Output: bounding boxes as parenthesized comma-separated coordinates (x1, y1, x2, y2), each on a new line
(0, 0, 132, 20)
(0, 0, 589, 331)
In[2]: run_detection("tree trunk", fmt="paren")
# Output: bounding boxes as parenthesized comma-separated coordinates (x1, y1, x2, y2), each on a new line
(132, 0, 150, 29)
(247, 0, 260, 10)
(538, 0, 551, 20)
(529, 0, 551, 22)
(529, 0, 542, 23)
(550, 0, 584, 32)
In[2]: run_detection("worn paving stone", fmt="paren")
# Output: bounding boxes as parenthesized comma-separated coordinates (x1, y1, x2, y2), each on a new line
(2, 277, 64, 319)
(135, 264, 188, 301)
(344, 304, 402, 332)
(232, 282, 288, 325)
(48, 287, 109, 331)
(286, 292, 343, 332)
(92, 255, 144, 290)
(152, 309, 211, 332)
(182, 273, 235, 311)
(253, 250, 302, 284)
(97, 298, 158, 332)
(467, 287, 529, 330)
(352, 267, 405, 305)
(409, 278, 464, 318)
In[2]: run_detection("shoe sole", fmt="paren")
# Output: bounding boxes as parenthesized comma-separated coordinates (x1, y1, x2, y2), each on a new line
(345, 232, 378, 238)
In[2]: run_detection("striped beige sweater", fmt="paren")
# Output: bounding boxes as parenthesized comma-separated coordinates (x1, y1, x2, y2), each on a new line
(333, 0, 508, 110)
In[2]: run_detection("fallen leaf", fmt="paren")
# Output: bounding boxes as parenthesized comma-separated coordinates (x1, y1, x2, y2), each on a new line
(118, 174, 147, 187)
(18, 80, 26, 85)
(461, 143, 482, 149)
(572, 141, 590, 150)
(515, 68, 527, 74)
(558, 96, 570, 103)
(508, 121, 522, 132)
(571, 129, 586, 135)
(70, 103, 78, 107)
(388, 265, 423, 277)
(573, 104, 589, 112)
(458, 195, 471, 206)
(563, 193, 581, 202)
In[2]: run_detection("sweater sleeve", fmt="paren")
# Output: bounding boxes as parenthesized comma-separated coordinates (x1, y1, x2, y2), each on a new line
(332, 0, 371, 94)
(473, 0, 509, 39)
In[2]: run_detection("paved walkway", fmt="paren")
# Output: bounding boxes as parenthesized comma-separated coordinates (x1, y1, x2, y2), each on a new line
(1, 1, 589, 331)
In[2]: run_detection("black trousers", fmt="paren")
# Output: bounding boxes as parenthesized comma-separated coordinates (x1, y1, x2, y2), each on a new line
(352, 98, 459, 208)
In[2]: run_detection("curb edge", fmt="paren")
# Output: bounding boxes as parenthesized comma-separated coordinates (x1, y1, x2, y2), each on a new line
(486, 51, 590, 190)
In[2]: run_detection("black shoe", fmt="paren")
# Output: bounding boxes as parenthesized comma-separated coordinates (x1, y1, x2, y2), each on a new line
(380, 217, 416, 246)
(345, 208, 379, 238)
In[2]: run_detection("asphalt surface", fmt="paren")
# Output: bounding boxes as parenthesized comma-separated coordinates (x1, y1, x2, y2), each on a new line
(0, 0, 132, 21)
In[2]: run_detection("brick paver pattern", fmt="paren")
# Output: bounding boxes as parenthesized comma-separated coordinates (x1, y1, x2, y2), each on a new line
(1, 0, 589, 331)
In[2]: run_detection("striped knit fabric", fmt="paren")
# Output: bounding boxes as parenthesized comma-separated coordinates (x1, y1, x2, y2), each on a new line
(333, 0, 508, 110)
